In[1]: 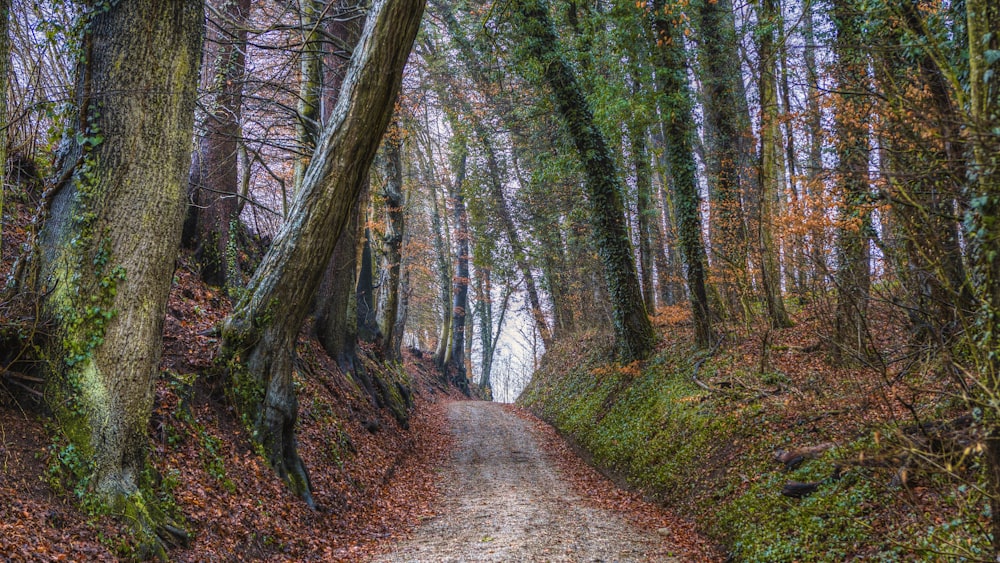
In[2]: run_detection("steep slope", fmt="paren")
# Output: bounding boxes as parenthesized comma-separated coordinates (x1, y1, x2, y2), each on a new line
(519, 305, 986, 561)
(0, 248, 466, 561)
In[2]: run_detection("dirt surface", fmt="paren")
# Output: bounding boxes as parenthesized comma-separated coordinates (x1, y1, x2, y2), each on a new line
(375, 401, 688, 562)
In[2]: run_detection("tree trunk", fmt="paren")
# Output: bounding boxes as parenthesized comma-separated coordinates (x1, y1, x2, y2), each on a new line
(694, 0, 752, 319)
(293, 0, 323, 193)
(632, 124, 656, 313)
(650, 0, 712, 348)
(511, 0, 655, 361)
(803, 6, 826, 285)
(429, 179, 453, 367)
(310, 0, 367, 361)
(378, 124, 405, 361)
(357, 225, 381, 343)
(219, 0, 424, 504)
(448, 150, 470, 391)
(186, 0, 251, 287)
(831, 0, 871, 365)
(779, 23, 805, 295)
(314, 190, 362, 367)
(0, 0, 7, 255)
(964, 0, 1000, 554)
(756, 0, 792, 329)
(36, 1, 201, 554)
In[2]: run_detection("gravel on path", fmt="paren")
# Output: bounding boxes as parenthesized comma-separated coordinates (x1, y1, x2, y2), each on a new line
(374, 401, 696, 562)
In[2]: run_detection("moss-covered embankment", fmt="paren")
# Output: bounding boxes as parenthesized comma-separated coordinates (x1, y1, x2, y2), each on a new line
(518, 330, 984, 561)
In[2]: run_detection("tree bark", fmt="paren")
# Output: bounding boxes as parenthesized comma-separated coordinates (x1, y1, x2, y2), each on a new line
(429, 178, 453, 367)
(310, 0, 367, 364)
(36, 1, 201, 554)
(356, 225, 381, 343)
(803, 6, 826, 285)
(511, 0, 656, 361)
(186, 0, 250, 287)
(219, 0, 424, 504)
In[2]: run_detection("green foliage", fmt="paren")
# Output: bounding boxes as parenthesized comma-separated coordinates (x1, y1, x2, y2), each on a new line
(719, 448, 882, 562)
(45, 438, 97, 505)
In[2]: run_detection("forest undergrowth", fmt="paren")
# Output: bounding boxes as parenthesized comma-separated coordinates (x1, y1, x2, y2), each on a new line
(520, 302, 989, 561)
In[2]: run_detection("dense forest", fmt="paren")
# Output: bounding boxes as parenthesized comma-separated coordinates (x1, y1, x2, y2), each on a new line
(0, 0, 998, 560)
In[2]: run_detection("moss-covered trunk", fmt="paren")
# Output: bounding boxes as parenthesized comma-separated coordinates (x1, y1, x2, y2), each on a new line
(650, 0, 713, 348)
(965, 0, 1000, 553)
(36, 0, 201, 554)
(293, 0, 323, 193)
(314, 192, 362, 368)
(429, 179, 453, 367)
(219, 0, 424, 504)
(510, 0, 655, 361)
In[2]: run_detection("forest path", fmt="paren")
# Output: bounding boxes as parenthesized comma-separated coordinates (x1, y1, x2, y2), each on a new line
(373, 401, 684, 562)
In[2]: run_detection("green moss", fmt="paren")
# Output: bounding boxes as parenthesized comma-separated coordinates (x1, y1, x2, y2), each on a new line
(518, 337, 908, 561)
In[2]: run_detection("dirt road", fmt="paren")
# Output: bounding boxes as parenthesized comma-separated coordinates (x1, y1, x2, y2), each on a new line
(374, 401, 684, 562)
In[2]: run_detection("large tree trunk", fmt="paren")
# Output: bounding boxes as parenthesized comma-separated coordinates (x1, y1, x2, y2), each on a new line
(310, 0, 366, 364)
(650, 0, 713, 348)
(219, 0, 424, 504)
(36, 1, 201, 554)
(756, 0, 792, 329)
(511, 0, 656, 361)
(186, 0, 250, 287)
